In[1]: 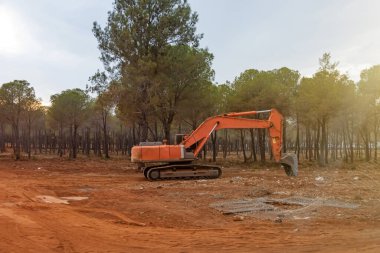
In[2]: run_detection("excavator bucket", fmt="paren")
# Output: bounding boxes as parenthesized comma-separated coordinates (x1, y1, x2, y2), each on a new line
(280, 153, 298, 176)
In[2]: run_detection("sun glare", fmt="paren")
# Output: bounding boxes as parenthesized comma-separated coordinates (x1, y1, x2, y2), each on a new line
(0, 5, 25, 55)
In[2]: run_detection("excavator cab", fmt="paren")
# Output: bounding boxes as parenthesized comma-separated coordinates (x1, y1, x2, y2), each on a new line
(175, 134, 186, 145)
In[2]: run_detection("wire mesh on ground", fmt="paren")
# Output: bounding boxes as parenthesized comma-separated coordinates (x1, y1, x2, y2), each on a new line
(210, 196, 359, 220)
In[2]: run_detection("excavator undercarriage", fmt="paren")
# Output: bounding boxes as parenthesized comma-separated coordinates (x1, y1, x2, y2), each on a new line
(143, 163, 222, 181)
(141, 153, 297, 181)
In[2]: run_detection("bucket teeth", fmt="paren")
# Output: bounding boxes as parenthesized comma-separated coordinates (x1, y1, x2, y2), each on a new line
(280, 153, 298, 177)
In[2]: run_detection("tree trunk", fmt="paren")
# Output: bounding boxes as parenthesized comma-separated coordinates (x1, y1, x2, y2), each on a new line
(324, 121, 328, 164)
(258, 129, 265, 162)
(27, 116, 31, 159)
(211, 131, 217, 162)
(85, 128, 89, 156)
(139, 115, 149, 142)
(249, 129, 257, 162)
(374, 116, 378, 162)
(343, 127, 348, 162)
(360, 124, 370, 162)
(315, 123, 320, 161)
(163, 124, 171, 144)
(58, 123, 63, 157)
(130, 123, 134, 145)
(69, 124, 73, 159)
(154, 120, 158, 141)
(319, 118, 327, 166)
(0, 123, 5, 152)
(295, 114, 300, 160)
(222, 130, 228, 159)
(70, 124, 78, 159)
(203, 145, 207, 160)
(103, 111, 110, 159)
(14, 122, 20, 160)
(240, 130, 247, 163)
(306, 126, 312, 161)
(283, 119, 287, 153)
(349, 120, 354, 163)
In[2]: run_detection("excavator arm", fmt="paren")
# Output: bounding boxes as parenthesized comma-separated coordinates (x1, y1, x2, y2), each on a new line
(182, 109, 283, 161)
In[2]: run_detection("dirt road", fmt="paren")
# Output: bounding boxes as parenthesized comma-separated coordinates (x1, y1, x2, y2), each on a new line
(0, 157, 379, 252)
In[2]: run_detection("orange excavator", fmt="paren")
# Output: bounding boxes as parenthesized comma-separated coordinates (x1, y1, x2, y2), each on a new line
(131, 109, 298, 180)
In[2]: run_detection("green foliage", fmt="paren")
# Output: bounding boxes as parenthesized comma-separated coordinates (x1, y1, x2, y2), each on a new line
(93, 0, 204, 141)
(178, 82, 230, 130)
(0, 80, 38, 122)
(295, 54, 355, 124)
(357, 65, 380, 153)
(48, 89, 91, 128)
(88, 70, 115, 115)
(48, 89, 91, 159)
(228, 67, 300, 115)
(358, 65, 380, 104)
(2, 49, 380, 163)
(152, 45, 214, 137)
(0, 80, 39, 159)
(93, 0, 201, 73)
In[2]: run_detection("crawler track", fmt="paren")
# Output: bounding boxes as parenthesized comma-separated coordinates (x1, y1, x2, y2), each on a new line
(143, 164, 222, 181)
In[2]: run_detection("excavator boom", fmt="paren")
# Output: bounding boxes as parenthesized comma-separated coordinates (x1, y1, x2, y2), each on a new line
(181, 109, 283, 161)
(131, 108, 298, 180)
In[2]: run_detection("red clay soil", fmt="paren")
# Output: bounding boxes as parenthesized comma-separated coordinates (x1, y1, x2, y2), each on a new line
(0, 157, 379, 253)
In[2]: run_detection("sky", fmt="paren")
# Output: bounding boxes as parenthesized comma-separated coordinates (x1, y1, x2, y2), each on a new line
(0, 0, 380, 104)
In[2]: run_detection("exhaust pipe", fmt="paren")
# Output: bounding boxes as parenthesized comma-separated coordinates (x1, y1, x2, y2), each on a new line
(280, 153, 298, 176)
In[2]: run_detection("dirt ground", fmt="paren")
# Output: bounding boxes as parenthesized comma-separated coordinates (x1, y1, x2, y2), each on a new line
(0, 156, 379, 253)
